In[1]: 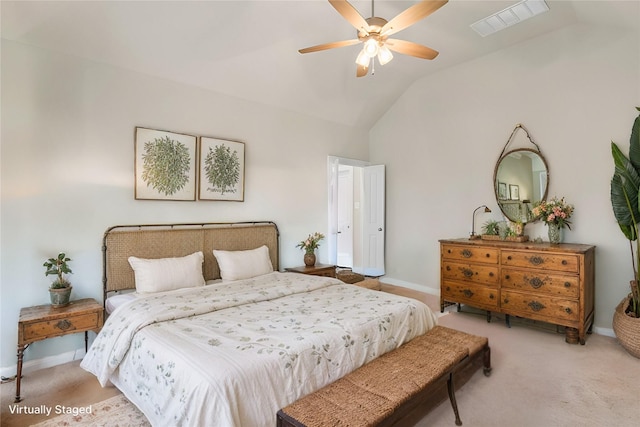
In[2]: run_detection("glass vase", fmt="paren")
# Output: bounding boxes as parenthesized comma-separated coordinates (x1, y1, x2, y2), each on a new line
(547, 223, 562, 244)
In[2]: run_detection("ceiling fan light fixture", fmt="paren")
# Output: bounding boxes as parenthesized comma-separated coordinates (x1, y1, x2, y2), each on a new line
(363, 38, 379, 57)
(377, 44, 393, 65)
(355, 49, 371, 67)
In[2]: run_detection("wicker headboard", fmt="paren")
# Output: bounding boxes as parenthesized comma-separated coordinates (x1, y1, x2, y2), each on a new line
(102, 221, 279, 299)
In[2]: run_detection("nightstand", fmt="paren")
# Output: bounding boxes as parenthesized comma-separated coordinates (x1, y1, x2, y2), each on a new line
(285, 263, 336, 278)
(15, 298, 103, 402)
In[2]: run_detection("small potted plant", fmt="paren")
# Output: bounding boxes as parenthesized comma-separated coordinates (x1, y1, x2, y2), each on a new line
(44, 252, 73, 307)
(296, 232, 325, 267)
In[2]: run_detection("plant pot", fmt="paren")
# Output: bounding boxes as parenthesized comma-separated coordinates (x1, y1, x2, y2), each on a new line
(613, 294, 640, 358)
(49, 286, 72, 308)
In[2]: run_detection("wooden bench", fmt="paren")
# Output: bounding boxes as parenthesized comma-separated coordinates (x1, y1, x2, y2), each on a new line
(277, 326, 491, 427)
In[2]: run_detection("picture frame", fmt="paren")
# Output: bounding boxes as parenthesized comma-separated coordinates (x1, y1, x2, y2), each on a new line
(509, 184, 520, 201)
(198, 137, 245, 201)
(498, 182, 508, 200)
(134, 127, 197, 201)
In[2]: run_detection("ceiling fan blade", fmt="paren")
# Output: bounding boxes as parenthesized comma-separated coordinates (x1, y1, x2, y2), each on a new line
(381, 0, 448, 37)
(329, 0, 370, 33)
(356, 62, 369, 77)
(299, 39, 361, 54)
(386, 39, 439, 60)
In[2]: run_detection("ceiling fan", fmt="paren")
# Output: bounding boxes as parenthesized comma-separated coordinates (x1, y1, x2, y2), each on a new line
(299, 0, 448, 77)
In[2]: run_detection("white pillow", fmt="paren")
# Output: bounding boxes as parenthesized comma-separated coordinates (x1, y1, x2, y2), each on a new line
(213, 245, 273, 281)
(128, 251, 205, 293)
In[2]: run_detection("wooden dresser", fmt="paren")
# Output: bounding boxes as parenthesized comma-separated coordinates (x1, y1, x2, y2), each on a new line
(439, 238, 595, 344)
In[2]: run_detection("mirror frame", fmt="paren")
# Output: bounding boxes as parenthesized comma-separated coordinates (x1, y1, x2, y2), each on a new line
(493, 147, 549, 223)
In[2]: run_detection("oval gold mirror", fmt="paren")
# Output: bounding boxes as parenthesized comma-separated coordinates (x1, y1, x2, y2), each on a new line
(493, 127, 549, 223)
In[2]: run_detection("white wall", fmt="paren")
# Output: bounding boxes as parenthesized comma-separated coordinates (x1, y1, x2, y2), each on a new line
(371, 21, 640, 332)
(0, 40, 369, 370)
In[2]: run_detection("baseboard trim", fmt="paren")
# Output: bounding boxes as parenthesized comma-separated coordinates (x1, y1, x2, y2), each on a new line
(0, 348, 85, 380)
(378, 276, 440, 296)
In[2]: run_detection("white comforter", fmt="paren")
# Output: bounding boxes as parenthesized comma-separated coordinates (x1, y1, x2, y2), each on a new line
(81, 272, 437, 427)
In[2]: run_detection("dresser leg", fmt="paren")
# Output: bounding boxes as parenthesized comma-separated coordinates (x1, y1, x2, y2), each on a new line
(505, 314, 511, 328)
(15, 345, 24, 402)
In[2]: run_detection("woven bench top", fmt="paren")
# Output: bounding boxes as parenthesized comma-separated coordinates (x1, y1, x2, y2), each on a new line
(279, 327, 476, 427)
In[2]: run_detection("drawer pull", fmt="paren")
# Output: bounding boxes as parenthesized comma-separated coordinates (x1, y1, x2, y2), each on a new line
(463, 289, 474, 298)
(489, 272, 494, 277)
(562, 260, 568, 265)
(489, 294, 495, 299)
(528, 277, 544, 289)
(528, 301, 546, 312)
(461, 268, 474, 279)
(505, 274, 510, 280)
(56, 319, 72, 330)
(564, 282, 571, 288)
(485, 253, 491, 258)
(507, 255, 512, 260)
(527, 256, 544, 266)
(461, 249, 472, 258)
(565, 307, 572, 314)
(446, 266, 451, 271)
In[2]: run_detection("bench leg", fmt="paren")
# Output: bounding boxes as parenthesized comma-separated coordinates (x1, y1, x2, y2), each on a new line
(483, 345, 492, 377)
(447, 372, 463, 426)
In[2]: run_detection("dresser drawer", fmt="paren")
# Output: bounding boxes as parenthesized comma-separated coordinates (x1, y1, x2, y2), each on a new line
(441, 281, 499, 310)
(502, 269, 579, 298)
(22, 312, 100, 342)
(442, 261, 499, 286)
(501, 251, 578, 273)
(441, 244, 498, 265)
(501, 290, 579, 322)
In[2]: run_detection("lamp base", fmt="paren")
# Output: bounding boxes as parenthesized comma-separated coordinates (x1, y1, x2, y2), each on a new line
(469, 234, 481, 240)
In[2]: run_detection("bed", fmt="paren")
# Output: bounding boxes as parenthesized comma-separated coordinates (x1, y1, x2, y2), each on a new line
(81, 221, 438, 427)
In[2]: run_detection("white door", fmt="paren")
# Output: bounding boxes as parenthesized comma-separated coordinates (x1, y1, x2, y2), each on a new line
(336, 166, 354, 267)
(359, 165, 385, 276)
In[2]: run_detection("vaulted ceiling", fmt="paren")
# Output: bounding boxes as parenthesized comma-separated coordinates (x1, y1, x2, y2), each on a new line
(2, 1, 638, 128)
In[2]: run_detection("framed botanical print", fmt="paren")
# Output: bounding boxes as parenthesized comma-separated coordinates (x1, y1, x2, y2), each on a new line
(198, 137, 245, 201)
(509, 184, 520, 201)
(134, 127, 197, 200)
(498, 182, 508, 200)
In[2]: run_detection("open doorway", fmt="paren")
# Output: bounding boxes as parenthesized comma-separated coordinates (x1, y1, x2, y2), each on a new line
(327, 156, 385, 276)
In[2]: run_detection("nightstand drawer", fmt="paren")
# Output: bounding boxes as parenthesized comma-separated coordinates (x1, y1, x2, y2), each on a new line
(22, 312, 100, 341)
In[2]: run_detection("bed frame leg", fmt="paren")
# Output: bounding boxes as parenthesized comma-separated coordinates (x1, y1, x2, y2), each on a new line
(447, 372, 462, 426)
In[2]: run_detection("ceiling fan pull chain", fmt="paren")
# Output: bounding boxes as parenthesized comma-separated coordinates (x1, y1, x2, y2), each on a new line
(371, 57, 375, 75)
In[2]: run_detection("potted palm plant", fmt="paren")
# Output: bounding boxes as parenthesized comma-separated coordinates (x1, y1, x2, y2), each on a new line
(610, 106, 640, 358)
(44, 252, 73, 307)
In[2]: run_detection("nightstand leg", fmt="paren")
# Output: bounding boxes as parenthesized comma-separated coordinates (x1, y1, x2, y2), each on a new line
(15, 345, 24, 402)
(85, 331, 88, 352)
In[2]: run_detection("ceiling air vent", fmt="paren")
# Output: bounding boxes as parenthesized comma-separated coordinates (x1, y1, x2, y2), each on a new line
(470, 0, 549, 37)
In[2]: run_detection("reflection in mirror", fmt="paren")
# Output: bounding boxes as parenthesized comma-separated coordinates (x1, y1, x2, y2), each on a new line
(494, 148, 548, 223)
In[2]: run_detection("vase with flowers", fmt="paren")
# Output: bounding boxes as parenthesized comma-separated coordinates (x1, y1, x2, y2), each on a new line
(532, 197, 574, 244)
(296, 232, 325, 266)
